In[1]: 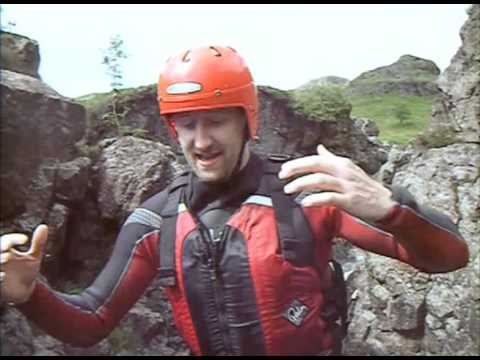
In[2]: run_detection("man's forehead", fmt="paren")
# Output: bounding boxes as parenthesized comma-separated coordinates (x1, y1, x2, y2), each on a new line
(170, 107, 242, 121)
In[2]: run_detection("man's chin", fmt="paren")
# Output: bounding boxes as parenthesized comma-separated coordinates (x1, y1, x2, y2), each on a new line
(195, 168, 233, 184)
(195, 169, 224, 183)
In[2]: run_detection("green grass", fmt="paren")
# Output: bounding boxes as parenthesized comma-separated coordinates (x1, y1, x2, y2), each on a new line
(74, 85, 155, 111)
(348, 94, 434, 144)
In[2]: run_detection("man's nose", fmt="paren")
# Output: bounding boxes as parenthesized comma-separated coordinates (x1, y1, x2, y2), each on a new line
(193, 121, 213, 149)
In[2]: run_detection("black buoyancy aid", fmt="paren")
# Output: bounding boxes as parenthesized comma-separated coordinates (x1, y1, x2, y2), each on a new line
(156, 154, 348, 354)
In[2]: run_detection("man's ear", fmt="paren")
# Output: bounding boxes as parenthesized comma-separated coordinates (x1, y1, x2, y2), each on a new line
(166, 117, 179, 140)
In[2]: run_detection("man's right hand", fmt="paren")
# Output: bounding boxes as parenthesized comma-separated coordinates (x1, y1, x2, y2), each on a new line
(0, 224, 49, 305)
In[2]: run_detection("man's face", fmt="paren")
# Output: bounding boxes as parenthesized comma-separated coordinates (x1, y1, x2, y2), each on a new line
(170, 108, 248, 183)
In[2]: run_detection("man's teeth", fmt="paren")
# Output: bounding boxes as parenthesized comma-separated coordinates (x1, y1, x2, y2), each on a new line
(197, 153, 219, 160)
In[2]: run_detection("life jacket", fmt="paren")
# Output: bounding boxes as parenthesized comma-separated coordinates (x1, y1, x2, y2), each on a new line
(156, 154, 348, 355)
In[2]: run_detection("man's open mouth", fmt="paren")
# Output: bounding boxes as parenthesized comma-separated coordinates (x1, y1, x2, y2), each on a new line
(196, 151, 222, 168)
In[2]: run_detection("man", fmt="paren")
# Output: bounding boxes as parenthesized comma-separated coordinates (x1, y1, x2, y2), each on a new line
(0, 46, 469, 356)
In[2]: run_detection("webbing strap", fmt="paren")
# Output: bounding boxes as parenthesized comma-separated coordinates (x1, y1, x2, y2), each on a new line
(268, 176, 299, 263)
(324, 259, 349, 355)
(157, 174, 189, 287)
(261, 160, 315, 267)
(158, 216, 178, 287)
(161, 174, 189, 216)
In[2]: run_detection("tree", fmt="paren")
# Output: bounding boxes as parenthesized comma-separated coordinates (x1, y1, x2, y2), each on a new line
(102, 34, 128, 90)
(393, 105, 412, 126)
(100, 34, 131, 136)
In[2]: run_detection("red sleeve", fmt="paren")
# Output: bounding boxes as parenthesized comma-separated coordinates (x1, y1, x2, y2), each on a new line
(16, 223, 160, 347)
(334, 187, 469, 273)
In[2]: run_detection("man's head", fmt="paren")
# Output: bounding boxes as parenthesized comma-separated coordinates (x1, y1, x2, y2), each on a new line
(170, 107, 250, 183)
(157, 45, 258, 183)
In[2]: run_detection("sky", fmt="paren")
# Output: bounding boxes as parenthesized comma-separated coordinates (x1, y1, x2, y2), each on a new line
(1, 4, 472, 98)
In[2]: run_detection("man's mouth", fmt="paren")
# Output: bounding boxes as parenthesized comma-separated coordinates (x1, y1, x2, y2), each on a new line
(195, 151, 222, 168)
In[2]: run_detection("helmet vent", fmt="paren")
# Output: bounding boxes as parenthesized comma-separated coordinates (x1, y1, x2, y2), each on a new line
(166, 82, 203, 95)
(182, 50, 191, 62)
(209, 46, 221, 57)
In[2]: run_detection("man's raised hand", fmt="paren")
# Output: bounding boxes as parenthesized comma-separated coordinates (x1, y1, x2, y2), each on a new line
(0, 224, 49, 304)
(279, 145, 397, 222)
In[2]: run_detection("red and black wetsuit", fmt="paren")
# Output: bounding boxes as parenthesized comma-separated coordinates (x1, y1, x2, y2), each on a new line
(18, 153, 469, 355)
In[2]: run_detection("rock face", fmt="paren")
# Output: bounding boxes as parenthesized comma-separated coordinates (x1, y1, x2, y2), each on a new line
(95, 136, 184, 223)
(348, 54, 441, 97)
(83, 85, 388, 175)
(252, 87, 388, 174)
(1, 7, 478, 354)
(0, 31, 41, 79)
(0, 68, 90, 285)
(0, 68, 86, 224)
(344, 141, 479, 356)
(82, 86, 176, 150)
(420, 5, 480, 146)
(341, 5, 479, 356)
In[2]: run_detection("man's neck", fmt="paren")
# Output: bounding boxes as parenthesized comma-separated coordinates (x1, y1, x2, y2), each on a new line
(187, 151, 262, 214)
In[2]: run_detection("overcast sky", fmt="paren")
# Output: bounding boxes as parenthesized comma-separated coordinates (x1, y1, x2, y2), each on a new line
(1, 4, 471, 98)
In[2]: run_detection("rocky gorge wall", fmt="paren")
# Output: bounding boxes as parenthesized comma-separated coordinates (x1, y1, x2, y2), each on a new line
(0, 28, 387, 356)
(340, 5, 479, 355)
(1, 5, 478, 354)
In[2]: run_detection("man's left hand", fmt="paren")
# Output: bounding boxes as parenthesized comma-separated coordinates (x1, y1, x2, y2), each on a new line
(278, 145, 397, 222)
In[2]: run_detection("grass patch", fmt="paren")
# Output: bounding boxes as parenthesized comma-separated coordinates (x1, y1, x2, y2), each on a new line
(73, 86, 154, 141)
(258, 85, 293, 102)
(74, 85, 155, 112)
(348, 94, 434, 144)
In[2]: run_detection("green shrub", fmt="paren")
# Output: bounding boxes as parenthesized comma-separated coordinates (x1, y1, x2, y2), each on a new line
(292, 85, 352, 121)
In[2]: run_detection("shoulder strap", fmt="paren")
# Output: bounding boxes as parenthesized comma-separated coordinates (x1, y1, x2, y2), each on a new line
(264, 155, 348, 349)
(157, 172, 189, 287)
(323, 259, 349, 355)
(260, 156, 315, 267)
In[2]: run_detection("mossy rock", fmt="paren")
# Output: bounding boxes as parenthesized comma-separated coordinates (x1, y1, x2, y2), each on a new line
(291, 85, 352, 121)
(417, 126, 460, 148)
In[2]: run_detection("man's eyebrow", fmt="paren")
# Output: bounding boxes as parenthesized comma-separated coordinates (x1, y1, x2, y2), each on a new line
(172, 115, 195, 122)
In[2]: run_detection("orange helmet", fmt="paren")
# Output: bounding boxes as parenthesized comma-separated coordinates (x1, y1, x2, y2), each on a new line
(157, 45, 258, 139)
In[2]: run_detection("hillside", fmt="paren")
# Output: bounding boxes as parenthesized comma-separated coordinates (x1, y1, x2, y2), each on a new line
(348, 94, 434, 144)
(347, 54, 440, 97)
(292, 55, 440, 144)
(346, 55, 441, 144)
(296, 76, 349, 91)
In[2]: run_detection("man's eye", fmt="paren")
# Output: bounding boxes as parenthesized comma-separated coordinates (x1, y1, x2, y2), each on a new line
(176, 119, 195, 129)
(210, 118, 226, 126)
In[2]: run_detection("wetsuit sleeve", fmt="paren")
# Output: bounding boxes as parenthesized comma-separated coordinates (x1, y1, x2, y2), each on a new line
(16, 191, 167, 347)
(333, 186, 469, 273)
